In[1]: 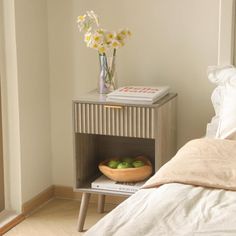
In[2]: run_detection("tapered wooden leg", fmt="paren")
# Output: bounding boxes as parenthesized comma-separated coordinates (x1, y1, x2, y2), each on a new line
(77, 193, 91, 232)
(97, 194, 105, 213)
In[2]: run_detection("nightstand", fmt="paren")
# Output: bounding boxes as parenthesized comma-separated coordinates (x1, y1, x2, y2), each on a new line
(73, 91, 177, 232)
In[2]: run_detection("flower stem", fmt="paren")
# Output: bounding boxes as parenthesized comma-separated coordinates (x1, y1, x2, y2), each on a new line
(113, 49, 116, 57)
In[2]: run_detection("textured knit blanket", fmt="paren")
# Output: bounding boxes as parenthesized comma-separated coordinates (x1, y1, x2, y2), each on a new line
(143, 138, 236, 191)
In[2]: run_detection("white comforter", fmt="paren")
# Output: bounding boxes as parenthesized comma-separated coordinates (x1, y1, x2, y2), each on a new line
(85, 183, 236, 236)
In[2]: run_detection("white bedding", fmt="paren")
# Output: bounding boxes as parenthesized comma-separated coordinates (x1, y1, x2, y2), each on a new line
(85, 183, 236, 236)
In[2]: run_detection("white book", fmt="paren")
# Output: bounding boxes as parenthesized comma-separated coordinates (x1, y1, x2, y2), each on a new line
(106, 86, 169, 104)
(91, 175, 145, 193)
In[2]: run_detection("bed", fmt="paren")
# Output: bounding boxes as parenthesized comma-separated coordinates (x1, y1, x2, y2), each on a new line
(85, 185, 236, 235)
(85, 66, 236, 236)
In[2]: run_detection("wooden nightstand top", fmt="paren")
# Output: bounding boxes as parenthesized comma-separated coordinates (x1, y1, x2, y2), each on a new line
(73, 90, 177, 108)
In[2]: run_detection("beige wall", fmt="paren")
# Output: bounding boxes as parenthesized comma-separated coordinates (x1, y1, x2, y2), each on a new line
(14, 0, 52, 203)
(48, 0, 218, 186)
(47, 1, 76, 187)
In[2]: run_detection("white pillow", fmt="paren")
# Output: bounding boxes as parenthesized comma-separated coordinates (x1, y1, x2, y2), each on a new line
(207, 65, 236, 139)
(206, 116, 219, 138)
(206, 67, 228, 137)
(205, 86, 224, 137)
(208, 65, 235, 85)
(216, 80, 236, 139)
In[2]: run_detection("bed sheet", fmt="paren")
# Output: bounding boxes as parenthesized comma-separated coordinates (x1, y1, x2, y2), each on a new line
(85, 183, 236, 236)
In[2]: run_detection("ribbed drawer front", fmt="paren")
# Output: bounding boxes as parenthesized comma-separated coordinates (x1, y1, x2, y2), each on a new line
(74, 103, 155, 139)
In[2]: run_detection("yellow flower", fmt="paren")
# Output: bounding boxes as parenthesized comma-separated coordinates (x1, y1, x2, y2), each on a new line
(94, 35, 102, 43)
(117, 33, 124, 41)
(106, 32, 115, 40)
(77, 11, 131, 51)
(97, 28, 105, 34)
(117, 29, 131, 40)
(111, 40, 121, 49)
(84, 32, 92, 43)
(90, 42, 99, 49)
(77, 15, 86, 23)
(98, 46, 106, 54)
(91, 32, 104, 45)
(120, 30, 127, 36)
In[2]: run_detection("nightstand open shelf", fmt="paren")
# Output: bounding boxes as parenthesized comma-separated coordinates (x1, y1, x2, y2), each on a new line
(73, 92, 177, 232)
(74, 134, 155, 191)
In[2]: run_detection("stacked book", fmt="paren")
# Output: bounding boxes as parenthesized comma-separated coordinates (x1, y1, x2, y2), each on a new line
(106, 86, 170, 104)
(91, 175, 145, 193)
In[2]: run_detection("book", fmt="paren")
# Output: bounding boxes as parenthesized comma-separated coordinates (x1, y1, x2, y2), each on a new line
(91, 175, 145, 193)
(106, 86, 170, 104)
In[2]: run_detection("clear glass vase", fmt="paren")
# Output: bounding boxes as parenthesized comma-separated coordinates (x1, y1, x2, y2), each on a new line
(98, 53, 117, 94)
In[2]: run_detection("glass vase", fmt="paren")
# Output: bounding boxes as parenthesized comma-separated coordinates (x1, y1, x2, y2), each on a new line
(98, 53, 117, 94)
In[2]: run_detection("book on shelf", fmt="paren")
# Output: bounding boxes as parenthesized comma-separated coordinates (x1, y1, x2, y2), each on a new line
(91, 175, 145, 193)
(106, 86, 170, 104)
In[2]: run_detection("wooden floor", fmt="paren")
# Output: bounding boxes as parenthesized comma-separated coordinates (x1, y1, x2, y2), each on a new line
(4, 199, 116, 236)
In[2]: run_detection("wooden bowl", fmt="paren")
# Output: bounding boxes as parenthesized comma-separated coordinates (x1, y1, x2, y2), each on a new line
(98, 156, 153, 182)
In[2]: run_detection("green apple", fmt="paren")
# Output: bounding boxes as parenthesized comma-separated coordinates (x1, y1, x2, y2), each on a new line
(107, 160, 120, 169)
(132, 160, 145, 168)
(121, 157, 134, 164)
(117, 162, 133, 169)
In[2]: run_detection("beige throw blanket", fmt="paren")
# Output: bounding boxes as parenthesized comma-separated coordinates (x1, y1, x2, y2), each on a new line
(143, 138, 236, 191)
